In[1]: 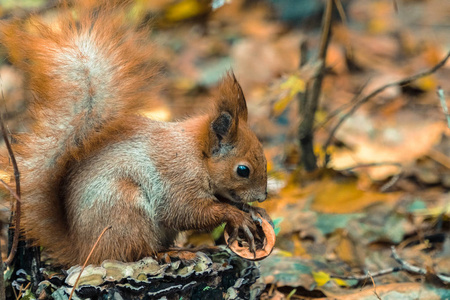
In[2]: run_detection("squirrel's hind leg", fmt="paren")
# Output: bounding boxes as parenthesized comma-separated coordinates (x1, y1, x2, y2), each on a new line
(70, 178, 165, 265)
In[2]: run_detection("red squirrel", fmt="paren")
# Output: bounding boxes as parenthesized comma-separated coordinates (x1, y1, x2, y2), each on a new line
(0, 5, 271, 266)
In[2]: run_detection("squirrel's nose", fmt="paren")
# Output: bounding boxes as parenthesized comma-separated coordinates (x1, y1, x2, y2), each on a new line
(256, 192, 268, 203)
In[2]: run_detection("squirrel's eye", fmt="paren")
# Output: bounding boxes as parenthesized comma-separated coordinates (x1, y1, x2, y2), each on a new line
(236, 165, 250, 178)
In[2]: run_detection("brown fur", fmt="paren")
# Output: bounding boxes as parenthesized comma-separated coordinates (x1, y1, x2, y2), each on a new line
(0, 4, 268, 267)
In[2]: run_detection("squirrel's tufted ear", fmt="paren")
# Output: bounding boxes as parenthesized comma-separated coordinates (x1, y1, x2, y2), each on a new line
(211, 112, 232, 140)
(215, 71, 248, 122)
(209, 72, 247, 155)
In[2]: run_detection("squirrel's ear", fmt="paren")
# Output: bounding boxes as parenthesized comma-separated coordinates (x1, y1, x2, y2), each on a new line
(210, 111, 234, 156)
(215, 71, 248, 122)
(209, 72, 247, 155)
(211, 112, 232, 139)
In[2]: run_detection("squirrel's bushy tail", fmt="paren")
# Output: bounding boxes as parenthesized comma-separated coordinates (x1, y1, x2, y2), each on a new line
(1, 4, 159, 265)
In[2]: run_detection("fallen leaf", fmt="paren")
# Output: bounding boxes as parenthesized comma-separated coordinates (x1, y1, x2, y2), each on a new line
(312, 271, 330, 287)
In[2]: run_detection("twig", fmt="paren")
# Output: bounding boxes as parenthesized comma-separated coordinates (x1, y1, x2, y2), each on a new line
(298, 0, 334, 171)
(380, 173, 401, 192)
(331, 245, 450, 284)
(338, 161, 402, 173)
(15, 282, 31, 300)
(426, 149, 450, 169)
(338, 162, 403, 192)
(333, 0, 354, 63)
(437, 87, 450, 129)
(393, 0, 399, 14)
(314, 79, 371, 131)
(334, 0, 348, 25)
(391, 246, 450, 283)
(268, 284, 275, 297)
(298, 40, 309, 120)
(299, 40, 308, 69)
(68, 225, 112, 300)
(0, 179, 21, 203)
(390, 246, 426, 275)
(368, 272, 381, 300)
(0, 109, 21, 266)
(330, 267, 402, 281)
(323, 51, 450, 167)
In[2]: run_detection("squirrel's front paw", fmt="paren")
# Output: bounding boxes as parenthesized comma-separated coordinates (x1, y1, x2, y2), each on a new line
(224, 208, 275, 260)
(225, 212, 258, 257)
(247, 206, 273, 229)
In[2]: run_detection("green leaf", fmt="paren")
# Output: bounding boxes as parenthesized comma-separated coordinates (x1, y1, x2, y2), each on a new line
(211, 223, 225, 240)
(273, 217, 283, 235)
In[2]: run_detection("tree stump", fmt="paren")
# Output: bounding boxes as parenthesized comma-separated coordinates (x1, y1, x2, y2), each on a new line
(11, 246, 264, 300)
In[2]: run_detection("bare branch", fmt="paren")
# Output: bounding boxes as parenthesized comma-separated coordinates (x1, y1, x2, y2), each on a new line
(0, 100, 22, 266)
(330, 267, 402, 281)
(323, 51, 450, 166)
(337, 162, 403, 192)
(391, 246, 450, 283)
(380, 173, 402, 192)
(0, 179, 20, 203)
(337, 161, 402, 173)
(334, 0, 348, 25)
(393, 0, 399, 14)
(368, 272, 382, 300)
(330, 246, 450, 285)
(315, 79, 371, 131)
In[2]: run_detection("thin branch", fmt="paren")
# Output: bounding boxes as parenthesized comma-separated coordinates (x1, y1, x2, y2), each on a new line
(0, 106, 21, 266)
(314, 79, 371, 131)
(391, 246, 450, 283)
(368, 272, 381, 300)
(337, 162, 403, 191)
(437, 87, 450, 129)
(337, 161, 402, 173)
(334, 0, 348, 25)
(68, 225, 112, 300)
(390, 246, 426, 275)
(331, 246, 450, 284)
(15, 282, 31, 300)
(323, 51, 450, 166)
(427, 149, 450, 169)
(299, 40, 308, 68)
(317, 0, 334, 60)
(380, 173, 402, 192)
(0, 179, 20, 203)
(393, 0, 399, 14)
(298, 40, 309, 118)
(330, 267, 402, 280)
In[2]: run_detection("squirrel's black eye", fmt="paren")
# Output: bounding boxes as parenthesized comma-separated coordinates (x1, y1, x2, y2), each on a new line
(236, 165, 250, 178)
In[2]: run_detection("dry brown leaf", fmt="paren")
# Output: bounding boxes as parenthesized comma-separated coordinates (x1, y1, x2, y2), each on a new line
(331, 110, 446, 180)
(310, 177, 399, 214)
